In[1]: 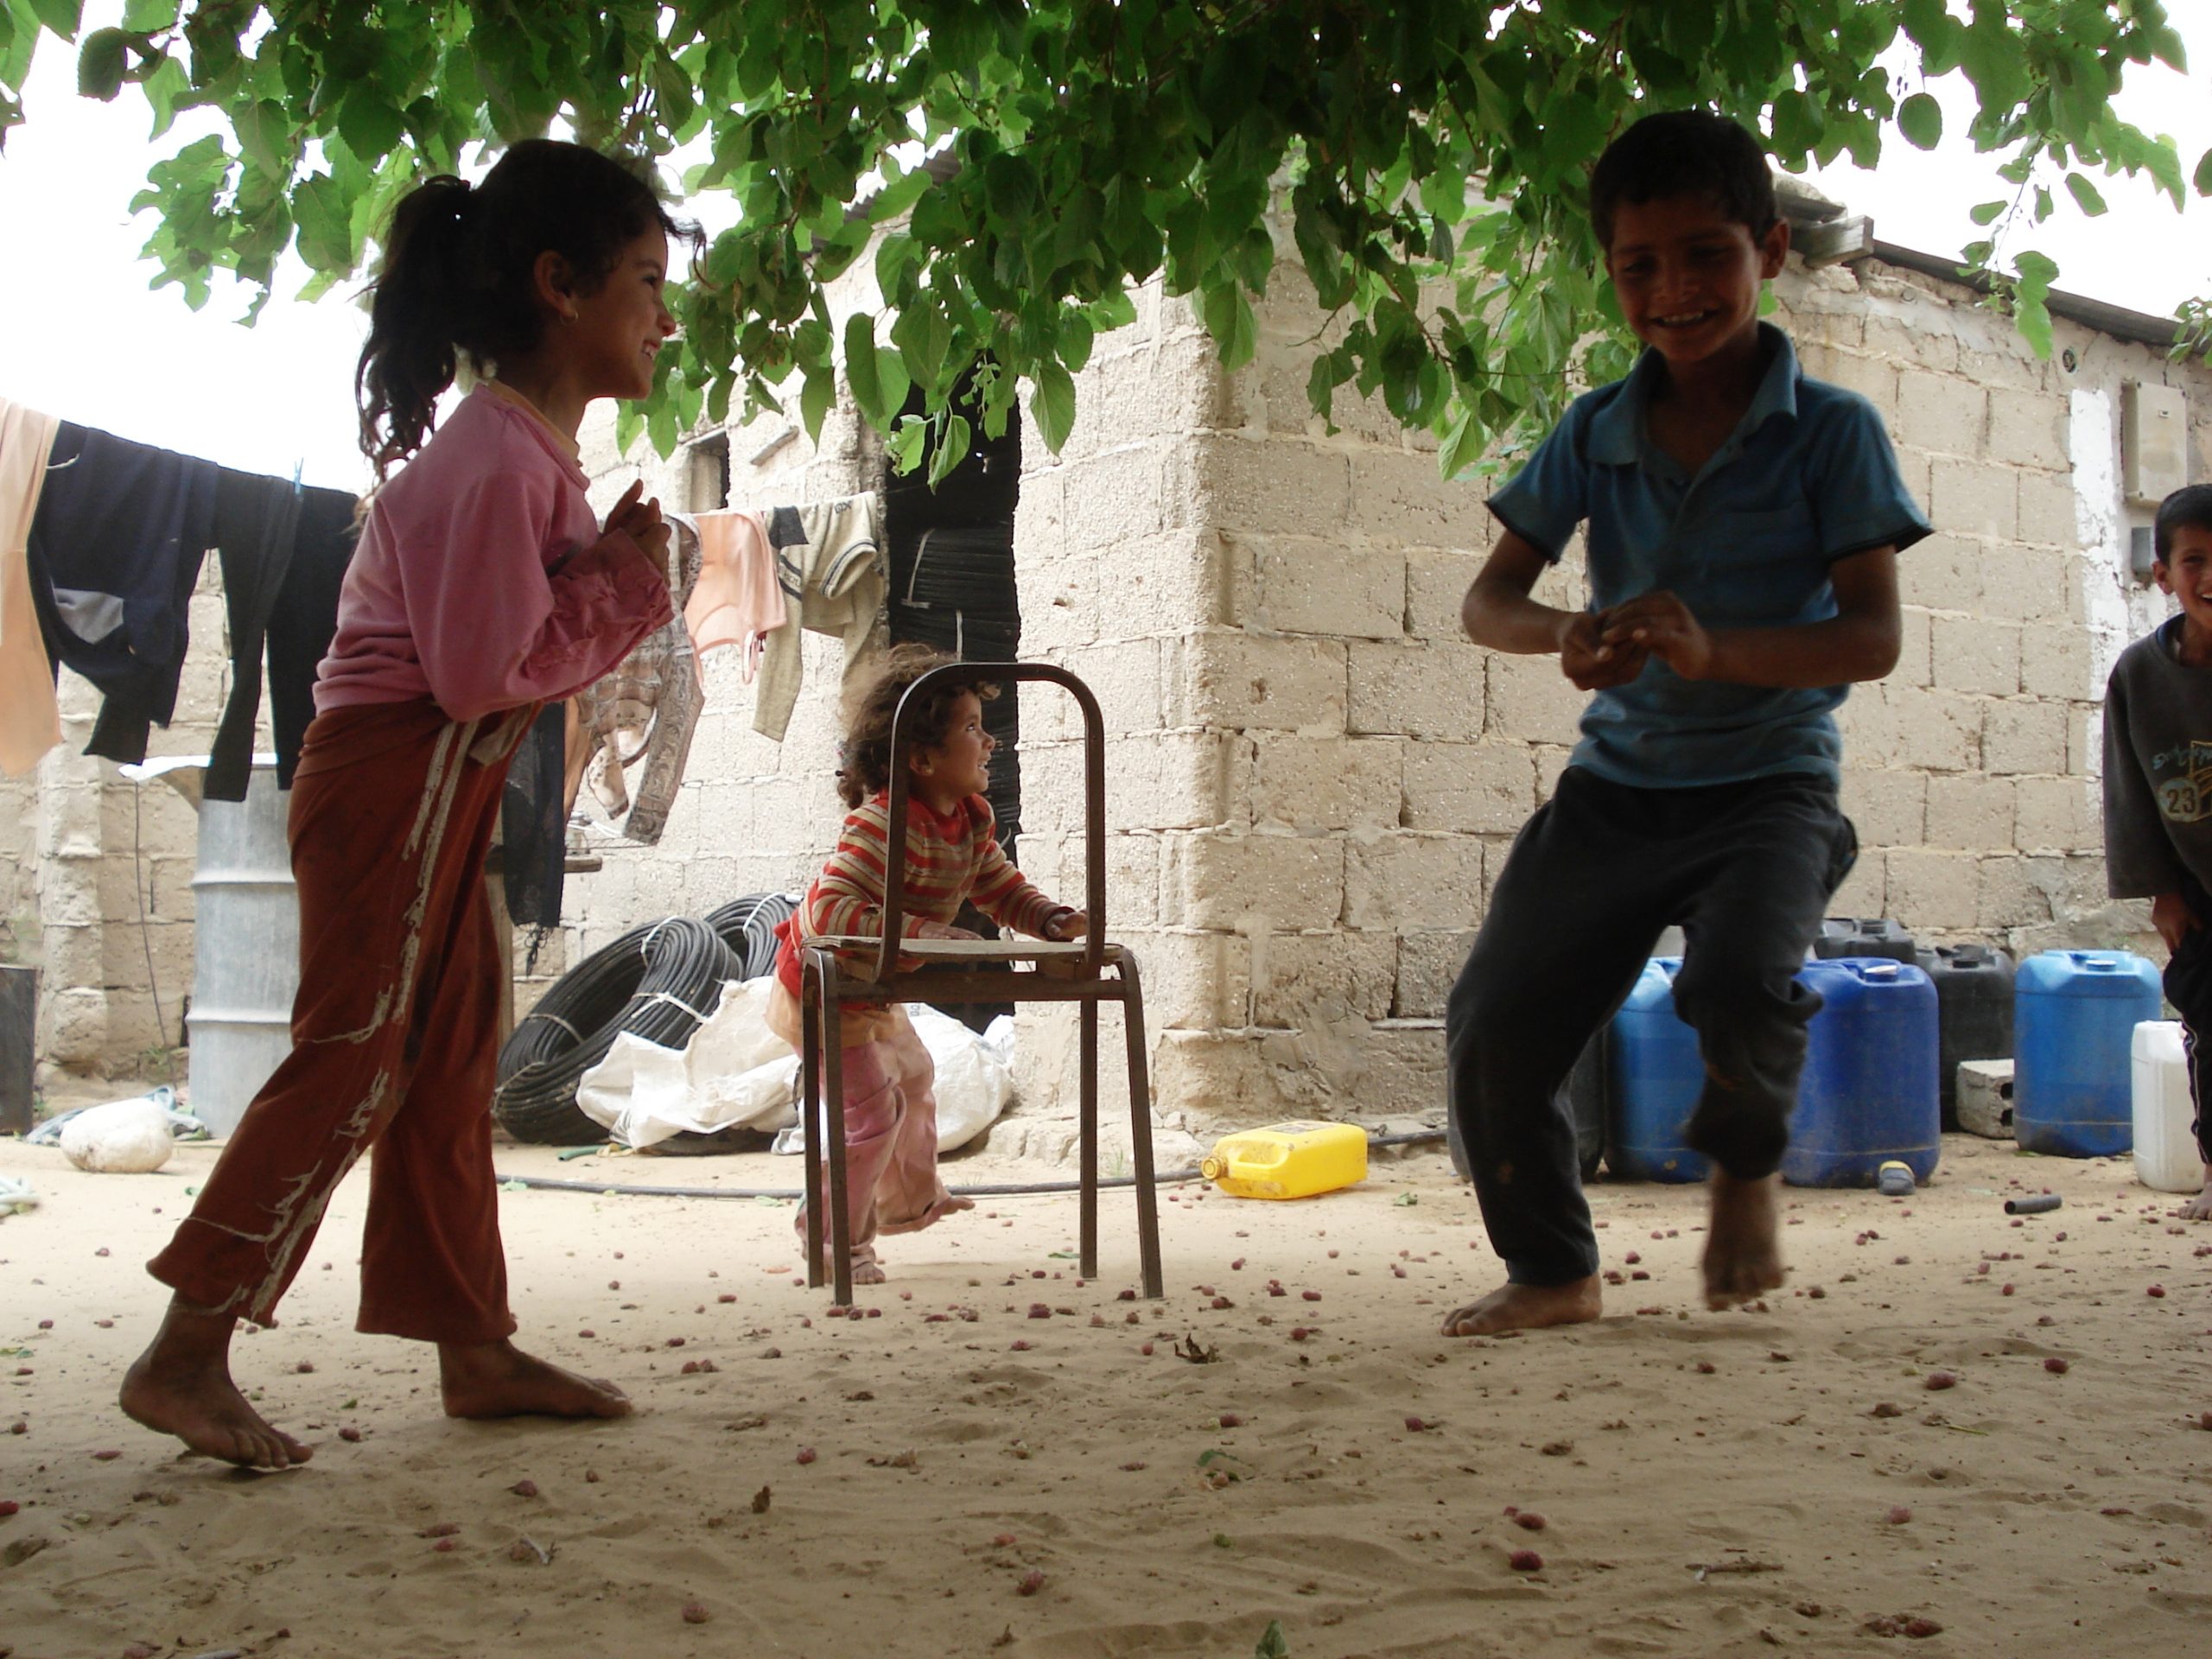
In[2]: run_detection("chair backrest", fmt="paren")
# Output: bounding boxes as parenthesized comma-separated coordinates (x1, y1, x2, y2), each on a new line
(875, 660, 1107, 982)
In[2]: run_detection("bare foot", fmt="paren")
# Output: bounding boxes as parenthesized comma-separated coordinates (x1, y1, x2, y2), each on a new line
(118, 1300, 312, 1471)
(1702, 1171, 1786, 1309)
(2177, 1174, 2212, 1221)
(849, 1257, 889, 1287)
(438, 1340, 632, 1421)
(878, 1191, 976, 1236)
(1440, 1276, 1602, 1337)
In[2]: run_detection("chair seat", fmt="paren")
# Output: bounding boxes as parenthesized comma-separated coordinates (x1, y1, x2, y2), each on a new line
(810, 934, 1091, 963)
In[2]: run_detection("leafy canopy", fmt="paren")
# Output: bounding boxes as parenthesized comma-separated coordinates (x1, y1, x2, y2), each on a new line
(3, 0, 2203, 478)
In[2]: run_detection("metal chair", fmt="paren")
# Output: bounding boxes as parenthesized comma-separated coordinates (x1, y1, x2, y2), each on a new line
(796, 661, 1165, 1308)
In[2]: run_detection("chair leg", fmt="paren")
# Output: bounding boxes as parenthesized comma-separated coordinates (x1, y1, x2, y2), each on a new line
(800, 973, 824, 1292)
(1079, 996, 1099, 1281)
(1115, 953, 1165, 1300)
(823, 982, 853, 1311)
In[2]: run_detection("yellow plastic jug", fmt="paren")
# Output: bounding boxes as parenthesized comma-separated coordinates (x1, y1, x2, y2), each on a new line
(1198, 1121, 1368, 1200)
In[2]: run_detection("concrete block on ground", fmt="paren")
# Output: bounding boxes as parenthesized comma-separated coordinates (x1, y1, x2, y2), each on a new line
(1956, 1058, 2015, 1139)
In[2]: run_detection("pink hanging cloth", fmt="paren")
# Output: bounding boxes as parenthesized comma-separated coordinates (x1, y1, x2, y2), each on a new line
(683, 507, 785, 683)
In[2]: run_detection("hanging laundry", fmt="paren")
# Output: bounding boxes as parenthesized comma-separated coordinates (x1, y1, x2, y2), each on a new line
(265, 486, 359, 789)
(752, 492, 887, 741)
(571, 514, 704, 846)
(499, 702, 569, 927)
(202, 470, 304, 803)
(0, 396, 62, 778)
(26, 422, 223, 766)
(683, 506, 784, 682)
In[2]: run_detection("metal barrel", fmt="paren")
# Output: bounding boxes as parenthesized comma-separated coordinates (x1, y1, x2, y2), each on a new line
(185, 766, 299, 1137)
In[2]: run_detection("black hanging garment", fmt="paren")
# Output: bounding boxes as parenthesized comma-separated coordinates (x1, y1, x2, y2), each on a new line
(499, 702, 569, 928)
(26, 422, 222, 765)
(202, 470, 303, 803)
(264, 485, 359, 789)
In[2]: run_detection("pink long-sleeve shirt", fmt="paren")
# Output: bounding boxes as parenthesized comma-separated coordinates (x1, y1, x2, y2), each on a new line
(315, 382, 672, 722)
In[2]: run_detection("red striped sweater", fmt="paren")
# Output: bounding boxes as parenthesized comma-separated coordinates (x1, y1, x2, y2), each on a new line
(774, 791, 1071, 993)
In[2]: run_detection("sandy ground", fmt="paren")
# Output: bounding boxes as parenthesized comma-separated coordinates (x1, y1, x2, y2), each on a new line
(2, 1122, 2209, 1659)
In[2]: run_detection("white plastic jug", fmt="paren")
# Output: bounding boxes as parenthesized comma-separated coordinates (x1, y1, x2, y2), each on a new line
(2130, 1020, 2204, 1193)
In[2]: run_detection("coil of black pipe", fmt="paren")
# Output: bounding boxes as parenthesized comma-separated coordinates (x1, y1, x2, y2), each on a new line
(491, 893, 796, 1146)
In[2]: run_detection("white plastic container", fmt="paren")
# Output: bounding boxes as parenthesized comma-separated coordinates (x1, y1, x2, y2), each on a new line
(2130, 1020, 2205, 1193)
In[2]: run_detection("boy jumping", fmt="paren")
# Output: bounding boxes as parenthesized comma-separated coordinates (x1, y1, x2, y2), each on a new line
(1446, 110, 1930, 1335)
(2102, 483, 2212, 1222)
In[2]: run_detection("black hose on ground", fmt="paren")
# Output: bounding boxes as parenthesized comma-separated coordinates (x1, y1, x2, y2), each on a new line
(492, 914, 745, 1145)
(492, 1127, 1451, 1200)
(703, 893, 798, 978)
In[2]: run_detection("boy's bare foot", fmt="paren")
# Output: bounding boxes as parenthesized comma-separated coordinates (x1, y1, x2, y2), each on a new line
(2177, 1175, 2212, 1221)
(438, 1340, 632, 1421)
(118, 1300, 312, 1471)
(1440, 1276, 1602, 1337)
(849, 1257, 889, 1286)
(1702, 1171, 1786, 1308)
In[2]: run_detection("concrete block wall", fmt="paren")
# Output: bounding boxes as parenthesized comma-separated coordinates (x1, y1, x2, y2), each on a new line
(1003, 249, 2212, 1142)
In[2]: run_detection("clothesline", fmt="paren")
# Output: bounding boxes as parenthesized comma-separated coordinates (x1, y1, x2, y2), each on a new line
(0, 390, 359, 797)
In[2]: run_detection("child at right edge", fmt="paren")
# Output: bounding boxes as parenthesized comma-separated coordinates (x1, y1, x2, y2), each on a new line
(2101, 483, 2212, 1222)
(1444, 111, 1931, 1336)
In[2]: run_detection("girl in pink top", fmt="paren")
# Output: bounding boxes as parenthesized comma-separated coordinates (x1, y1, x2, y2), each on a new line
(124, 141, 687, 1471)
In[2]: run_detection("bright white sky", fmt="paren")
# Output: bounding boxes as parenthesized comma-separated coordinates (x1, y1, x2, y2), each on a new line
(1, 4, 2207, 492)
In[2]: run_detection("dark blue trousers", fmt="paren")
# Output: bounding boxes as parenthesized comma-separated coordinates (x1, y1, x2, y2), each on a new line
(1446, 768, 1857, 1286)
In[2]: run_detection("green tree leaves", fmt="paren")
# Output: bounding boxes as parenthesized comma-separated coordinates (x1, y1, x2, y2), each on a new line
(1897, 92, 1942, 150)
(2, 0, 2204, 467)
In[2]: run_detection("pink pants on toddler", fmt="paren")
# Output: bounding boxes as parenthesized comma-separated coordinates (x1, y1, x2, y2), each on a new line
(796, 1012, 963, 1274)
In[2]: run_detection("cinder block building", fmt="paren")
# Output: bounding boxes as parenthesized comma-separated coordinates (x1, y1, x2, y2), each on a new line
(9, 203, 2211, 1163)
(563, 215, 2212, 1159)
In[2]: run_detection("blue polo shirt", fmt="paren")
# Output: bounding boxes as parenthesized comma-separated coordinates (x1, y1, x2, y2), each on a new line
(1487, 323, 1929, 789)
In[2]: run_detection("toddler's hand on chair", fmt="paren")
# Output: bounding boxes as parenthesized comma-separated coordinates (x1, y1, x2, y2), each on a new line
(1046, 912, 1090, 942)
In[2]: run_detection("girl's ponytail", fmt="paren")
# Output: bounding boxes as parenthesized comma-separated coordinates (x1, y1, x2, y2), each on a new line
(353, 141, 696, 480)
(355, 174, 475, 479)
